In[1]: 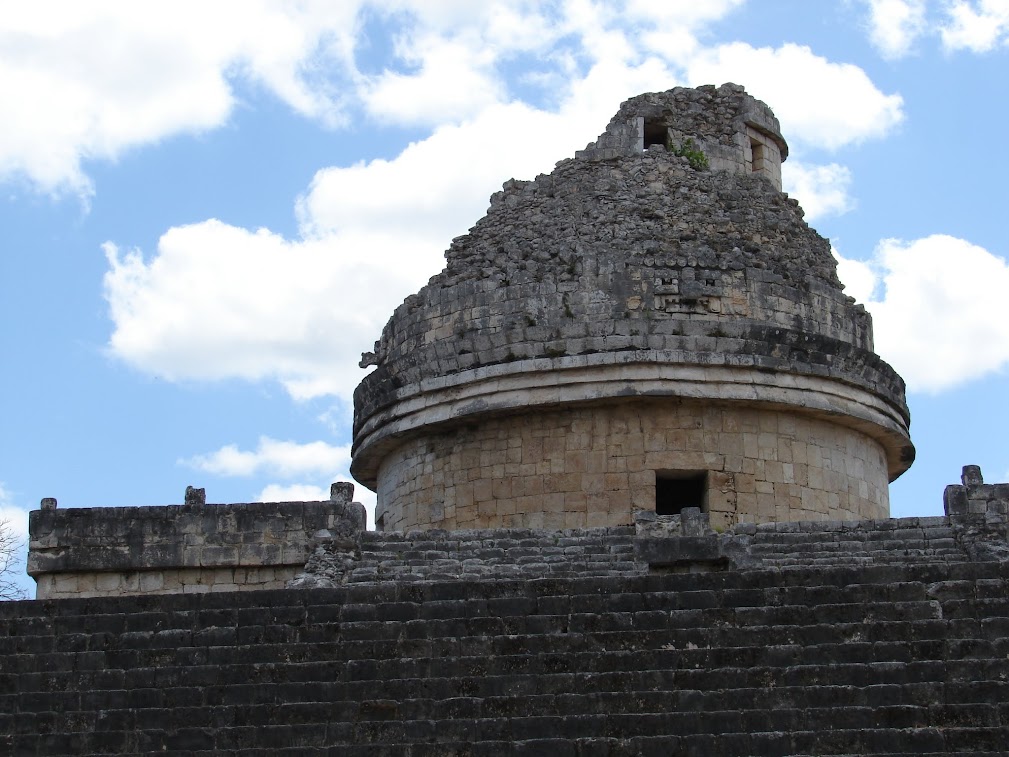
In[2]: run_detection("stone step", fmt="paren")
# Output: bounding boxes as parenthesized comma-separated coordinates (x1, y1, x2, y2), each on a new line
(12, 614, 990, 670)
(11, 653, 1009, 719)
(9, 641, 1008, 706)
(297, 519, 1008, 585)
(33, 684, 1004, 727)
(23, 573, 1000, 617)
(760, 552, 969, 567)
(9, 705, 1008, 755)
(8, 559, 1006, 619)
(4, 573, 1004, 645)
(6, 599, 988, 672)
(5, 589, 1006, 657)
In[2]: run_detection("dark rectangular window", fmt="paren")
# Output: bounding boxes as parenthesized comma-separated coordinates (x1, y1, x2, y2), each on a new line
(643, 119, 667, 148)
(655, 471, 707, 515)
(750, 139, 765, 171)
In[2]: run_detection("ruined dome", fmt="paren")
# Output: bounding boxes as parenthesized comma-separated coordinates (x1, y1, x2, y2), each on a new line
(352, 83, 914, 532)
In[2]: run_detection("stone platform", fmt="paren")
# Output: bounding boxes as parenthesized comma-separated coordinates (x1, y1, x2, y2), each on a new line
(3, 468, 1007, 755)
(3, 556, 1007, 755)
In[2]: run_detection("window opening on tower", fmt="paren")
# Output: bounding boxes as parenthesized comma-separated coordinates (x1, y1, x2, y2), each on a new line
(643, 119, 668, 149)
(655, 471, 708, 515)
(750, 138, 765, 173)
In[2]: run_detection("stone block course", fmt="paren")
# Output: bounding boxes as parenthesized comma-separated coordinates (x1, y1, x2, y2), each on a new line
(374, 401, 891, 532)
(7, 551, 1009, 754)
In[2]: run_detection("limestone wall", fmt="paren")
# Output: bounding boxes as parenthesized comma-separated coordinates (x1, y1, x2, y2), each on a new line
(28, 488, 365, 599)
(375, 400, 890, 532)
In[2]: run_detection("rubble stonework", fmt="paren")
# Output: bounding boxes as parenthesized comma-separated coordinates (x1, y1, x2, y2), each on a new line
(352, 84, 913, 532)
(576, 83, 788, 190)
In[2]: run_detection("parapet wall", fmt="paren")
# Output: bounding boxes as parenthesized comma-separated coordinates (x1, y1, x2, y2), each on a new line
(28, 484, 366, 599)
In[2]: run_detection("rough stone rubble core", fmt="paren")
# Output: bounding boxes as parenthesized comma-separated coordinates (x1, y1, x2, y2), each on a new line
(351, 83, 913, 533)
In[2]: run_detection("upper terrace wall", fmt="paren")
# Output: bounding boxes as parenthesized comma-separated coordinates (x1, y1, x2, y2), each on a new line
(28, 484, 365, 599)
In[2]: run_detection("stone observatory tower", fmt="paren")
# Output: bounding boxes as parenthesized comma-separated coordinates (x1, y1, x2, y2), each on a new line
(352, 83, 914, 533)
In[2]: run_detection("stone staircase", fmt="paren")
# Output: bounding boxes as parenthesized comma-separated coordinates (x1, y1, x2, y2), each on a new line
(3, 559, 1008, 755)
(738, 515, 1009, 567)
(298, 526, 644, 586)
(293, 512, 1008, 588)
(4, 471, 1007, 754)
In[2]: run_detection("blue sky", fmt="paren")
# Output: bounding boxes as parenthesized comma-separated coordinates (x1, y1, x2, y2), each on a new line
(2, 0, 1008, 598)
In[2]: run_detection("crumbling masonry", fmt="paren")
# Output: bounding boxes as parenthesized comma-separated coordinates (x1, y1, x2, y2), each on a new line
(353, 83, 913, 533)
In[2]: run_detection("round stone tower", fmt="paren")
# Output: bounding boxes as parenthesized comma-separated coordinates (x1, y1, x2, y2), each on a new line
(352, 83, 914, 533)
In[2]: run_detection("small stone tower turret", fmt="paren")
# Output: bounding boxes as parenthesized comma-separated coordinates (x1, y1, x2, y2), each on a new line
(352, 83, 913, 532)
(577, 84, 787, 190)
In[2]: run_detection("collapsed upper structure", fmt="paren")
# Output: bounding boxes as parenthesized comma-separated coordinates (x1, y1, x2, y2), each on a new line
(352, 83, 914, 533)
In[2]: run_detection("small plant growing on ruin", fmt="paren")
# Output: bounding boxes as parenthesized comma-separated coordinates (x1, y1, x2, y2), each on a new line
(668, 138, 709, 171)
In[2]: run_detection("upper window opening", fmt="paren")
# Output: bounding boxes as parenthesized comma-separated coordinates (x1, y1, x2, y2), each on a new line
(750, 139, 765, 172)
(656, 471, 707, 515)
(643, 120, 667, 149)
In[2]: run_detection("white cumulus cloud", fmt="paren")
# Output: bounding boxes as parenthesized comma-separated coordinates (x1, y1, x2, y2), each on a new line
(841, 235, 1009, 393)
(686, 43, 904, 150)
(783, 162, 854, 221)
(105, 57, 680, 401)
(0, 483, 30, 544)
(103, 219, 437, 400)
(941, 0, 1009, 52)
(256, 483, 330, 502)
(832, 247, 879, 304)
(257, 478, 377, 528)
(184, 440, 378, 524)
(0, 1, 363, 196)
(864, 0, 928, 58)
(0, 0, 730, 197)
(0, 482, 31, 599)
(183, 437, 351, 478)
(97, 6, 909, 406)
